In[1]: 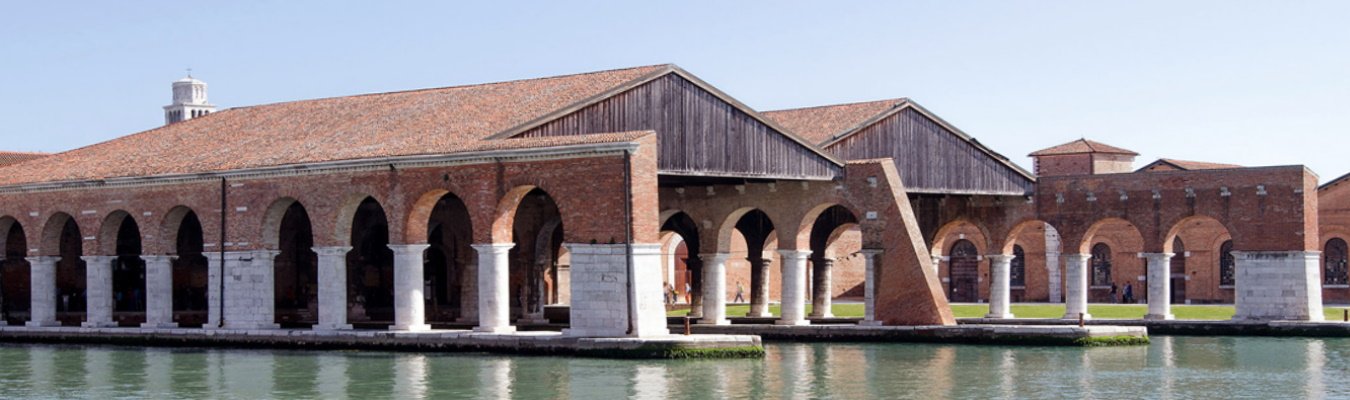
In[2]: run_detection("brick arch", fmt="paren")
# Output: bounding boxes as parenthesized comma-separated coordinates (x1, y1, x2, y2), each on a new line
(404, 189, 476, 245)
(714, 207, 772, 254)
(332, 192, 391, 246)
(821, 222, 861, 259)
(1079, 217, 1145, 255)
(156, 206, 200, 255)
(930, 219, 993, 257)
(491, 185, 541, 244)
(789, 202, 862, 252)
(261, 197, 304, 249)
(1000, 219, 1057, 255)
(1163, 215, 1233, 254)
(96, 210, 141, 256)
(0, 215, 24, 256)
(39, 212, 79, 257)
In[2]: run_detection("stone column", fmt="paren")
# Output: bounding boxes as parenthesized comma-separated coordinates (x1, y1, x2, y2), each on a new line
(860, 249, 883, 326)
(931, 255, 943, 278)
(1063, 253, 1091, 320)
(986, 254, 1015, 319)
(26, 256, 60, 327)
(472, 243, 515, 333)
(810, 257, 835, 318)
(83, 255, 117, 328)
(563, 243, 669, 337)
(776, 249, 811, 326)
(698, 253, 729, 325)
(1233, 251, 1324, 321)
(389, 244, 431, 332)
(746, 256, 772, 317)
(313, 246, 352, 330)
(142, 255, 178, 328)
(1144, 252, 1175, 320)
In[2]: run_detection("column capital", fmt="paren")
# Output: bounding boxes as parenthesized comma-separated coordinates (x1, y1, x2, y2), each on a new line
(26, 255, 59, 264)
(471, 243, 515, 254)
(777, 249, 812, 260)
(387, 244, 431, 256)
(699, 253, 730, 263)
(80, 255, 116, 263)
(143, 254, 179, 262)
(1063, 253, 1092, 263)
(250, 249, 282, 259)
(858, 249, 884, 256)
(986, 254, 1017, 263)
(312, 246, 353, 257)
(1140, 252, 1175, 262)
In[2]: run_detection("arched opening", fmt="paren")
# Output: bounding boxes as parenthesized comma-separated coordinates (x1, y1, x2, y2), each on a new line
(507, 189, 563, 324)
(1162, 216, 1234, 304)
(1011, 245, 1026, 288)
(424, 193, 474, 324)
(1219, 240, 1236, 287)
(171, 210, 209, 326)
(49, 215, 86, 326)
(805, 205, 859, 317)
(661, 212, 701, 316)
(1325, 238, 1349, 286)
(274, 201, 317, 327)
(348, 197, 393, 328)
(0, 219, 29, 325)
(731, 210, 775, 317)
(1000, 220, 1056, 303)
(1170, 237, 1186, 304)
(1081, 218, 1145, 303)
(948, 239, 979, 302)
(110, 215, 146, 326)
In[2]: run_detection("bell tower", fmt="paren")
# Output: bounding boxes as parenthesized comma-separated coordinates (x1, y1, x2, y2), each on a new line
(163, 74, 215, 124)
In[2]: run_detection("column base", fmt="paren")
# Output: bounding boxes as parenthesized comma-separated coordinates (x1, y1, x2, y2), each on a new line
(697, 318, 729, 326)
(25, 321, 60, 328)
(859, 320, 884, 326)
(312, 324, 354, 331)
(390, 324, 432, 332)
(775, 319, 810, 326)
(1062, 313, 1092, 321)
(745, 311, 772, 318)
(809, 312, 835, 319)
(140, 322, 179, 329)
(984, 313, 1015, 319)
(473, 326, 517, 334)
(206, 323, 281, 330)
(1144, 313, 1175, 321)
(82, 321, 117, 328)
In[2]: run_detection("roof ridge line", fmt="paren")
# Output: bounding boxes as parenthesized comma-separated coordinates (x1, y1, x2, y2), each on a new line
(763, 97, 909, 114)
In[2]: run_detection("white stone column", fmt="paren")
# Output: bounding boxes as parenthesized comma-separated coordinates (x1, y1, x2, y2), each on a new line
(986, 254, 1015, 319)
(1144, 252, 1175, 320)
(860, 249, 883, 326)
(776, 249, 811, 326)
(142, 255, 178, 328)
(698, 253, 730, 325)
(931, 255, 943, 277)
(206, 253, 222, 328)
(26, 256, 60, 327)
(313, 246, 352, 330)
(810, 257, 835, 318)
(209, 250, 280, 330)
(1233, 251, 1324, 321)
(472, 243, 515, 333)
(389, 244, 431, 332)
(83, 255, 117, 328)
(1063, 253, 1092, 320)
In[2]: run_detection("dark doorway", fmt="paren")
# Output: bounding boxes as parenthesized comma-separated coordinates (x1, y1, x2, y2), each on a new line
(948, 239, 979, 303)
(1170, 238, 1186, 304)
(173, 211, 209, 327)
(275, 202, 317, 327)
(509, 189, 563, 323)
(425, 193, 474, 324)
(348, 197, 393, 327)
(55, 217, 86, 326)
(111, 216, 146, 326)
(1, 222, 30, 325)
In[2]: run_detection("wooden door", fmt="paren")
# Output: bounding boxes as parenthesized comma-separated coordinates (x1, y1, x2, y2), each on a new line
(948, 240, 979, 303)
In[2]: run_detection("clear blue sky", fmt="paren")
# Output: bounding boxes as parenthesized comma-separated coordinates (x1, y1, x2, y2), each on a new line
(3, 1, 1347, 181)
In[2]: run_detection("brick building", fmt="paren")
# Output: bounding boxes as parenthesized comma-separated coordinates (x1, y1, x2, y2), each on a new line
(0, 64, 1334, 337)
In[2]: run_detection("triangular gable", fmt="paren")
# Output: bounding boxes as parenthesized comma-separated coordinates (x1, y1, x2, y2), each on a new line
(503, 66, 844, 180)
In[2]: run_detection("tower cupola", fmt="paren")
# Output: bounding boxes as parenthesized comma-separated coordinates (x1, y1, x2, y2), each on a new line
(163, 75, 215, 124)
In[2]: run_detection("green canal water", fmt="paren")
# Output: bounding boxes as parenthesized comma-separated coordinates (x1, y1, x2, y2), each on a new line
(0, 336, 1344, 399)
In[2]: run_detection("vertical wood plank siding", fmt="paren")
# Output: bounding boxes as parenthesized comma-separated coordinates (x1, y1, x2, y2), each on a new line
(517, 74, 841, 180)
(828, 109, 1034, 195)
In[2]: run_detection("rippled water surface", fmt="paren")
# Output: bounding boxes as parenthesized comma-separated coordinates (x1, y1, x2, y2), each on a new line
(0, 336, 1345, 399)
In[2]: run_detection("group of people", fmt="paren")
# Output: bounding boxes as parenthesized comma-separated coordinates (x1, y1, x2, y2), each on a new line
(663, 280, 750, 305)
(1109, 282, 1136, 304)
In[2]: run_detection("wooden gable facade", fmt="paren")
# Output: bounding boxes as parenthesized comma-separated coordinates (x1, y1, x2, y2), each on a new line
(822, 103, 1035, 195)
(506, 67, 842, 182)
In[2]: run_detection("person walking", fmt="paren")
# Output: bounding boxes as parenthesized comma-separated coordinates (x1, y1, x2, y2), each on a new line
(1123, 282, 1135, 304)
(734, 280, 746, 303)
(663, 282, 672, 305)
(1109, 283, 1118, 304)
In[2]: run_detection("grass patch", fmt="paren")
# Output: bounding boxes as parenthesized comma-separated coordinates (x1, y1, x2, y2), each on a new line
(670, 303, 1350, 321)
(1074, 335, 1151, 347)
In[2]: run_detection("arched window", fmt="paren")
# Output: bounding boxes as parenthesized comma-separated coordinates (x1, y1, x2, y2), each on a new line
(1325, 238, 1348, 285)
(1090, 243, 1112, 287)
(1010, 245, 1026, 287)
(1219, 240, 1235, 286)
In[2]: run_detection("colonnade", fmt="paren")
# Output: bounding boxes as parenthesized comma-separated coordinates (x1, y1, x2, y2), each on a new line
(698, 248, 884, 326)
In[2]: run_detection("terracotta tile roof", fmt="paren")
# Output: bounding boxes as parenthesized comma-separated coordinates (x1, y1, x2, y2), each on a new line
(0, 65, 670, 186)
(761, 98, 906, 145)
(1029, 139, 1139, 156)
(1139, 158, 1241, 172)
(0, 151, 47, 168)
